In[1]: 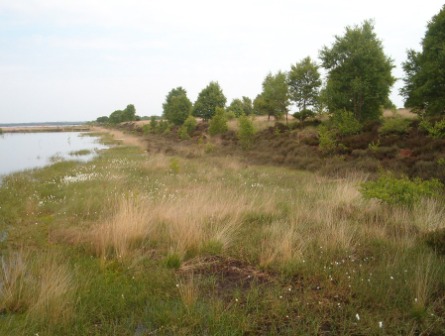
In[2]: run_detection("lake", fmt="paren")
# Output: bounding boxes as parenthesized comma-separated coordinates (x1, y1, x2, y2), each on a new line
(0, 132, 108, 177)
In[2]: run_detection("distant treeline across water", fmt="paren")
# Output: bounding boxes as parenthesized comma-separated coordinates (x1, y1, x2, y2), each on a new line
(0, 121, 86, 128)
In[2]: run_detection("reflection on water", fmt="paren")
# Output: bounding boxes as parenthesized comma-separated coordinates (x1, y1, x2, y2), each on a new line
(0, 132, 108, 176)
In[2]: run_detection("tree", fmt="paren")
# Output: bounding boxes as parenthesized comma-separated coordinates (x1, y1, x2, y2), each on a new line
(109, 110, 124, 124)
(288, 56, 321, 112)
(320, 20, 395, 122)
(253, 94, 267, 116)
(96, 116, 109, 123)
(122, 104, 136, 121)
(241, 96, 254, 116)
(228, 99, 245, 117)
(258, 71, 289, 121)
(208, 107, 228, 136)
(162, 87, 192, 125)
(401, 5, 445, 116)
(192, 81, 226, 121)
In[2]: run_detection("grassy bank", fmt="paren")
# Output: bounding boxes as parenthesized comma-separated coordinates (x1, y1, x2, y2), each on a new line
(0, 131, 444, 335)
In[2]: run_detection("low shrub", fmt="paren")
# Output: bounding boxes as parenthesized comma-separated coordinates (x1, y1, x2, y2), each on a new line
(360, 174, 443, 206)
(419, 119, 445, 139)
(379, 116, 412, 135)
(317, 125, 337, 153)
(331, 109, 362, 136)
(293, 109, 315, 121)
(237, 114, 256, 149)
(209, 107, 228, 136)
(179, 115, 197, 139)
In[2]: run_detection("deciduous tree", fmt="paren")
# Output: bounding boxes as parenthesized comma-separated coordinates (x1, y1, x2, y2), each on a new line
(162, 87, 192, 125)
(401, 5, 445, 116)
(288, 56, 321, 112)
(192, 82, 226, 121)
(320, 20, 395, 122)
(257, 72, 289, 121)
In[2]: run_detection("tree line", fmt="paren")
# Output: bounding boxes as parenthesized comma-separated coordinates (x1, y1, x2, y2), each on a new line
(97, 6, 445, 132)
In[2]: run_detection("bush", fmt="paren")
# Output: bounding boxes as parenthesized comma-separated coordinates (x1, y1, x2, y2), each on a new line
(293, 109, 315, 121)
(331, 109, 362, 136)
(179, 115, 197, 139)
(237, 114, 256, 149)
(158, 120, 171, 134)
(318, 125, 337, 153)
(225, 110, 236, 120)
(360, 174, 443, 206)
(379, 116, 412, 135)
(209, 107, 228, 136)
(419, 119, 445, 138)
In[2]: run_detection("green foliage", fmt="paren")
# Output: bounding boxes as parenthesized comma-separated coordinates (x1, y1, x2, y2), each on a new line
(241, 96, 254, 116)
(228, 97, 254, 118)
(419, 119, 445, 138)
(368, 140, 380, 153)
(228, 98, 244, 117)
(401, 5, 445, 116)
(237, 114, 256, 149)
(360, 175, 443, 206)
(208, 107, 228, 136)
(288, 56, 321, 111)
(96, 116, 109, 123)
(257, 71, 289, 120)
(178, 115, 197, 139)
(330, 109, 362, 136)
(379, 117, 412, 135)
(158, 120, 171, 134)
(192, 81, 227, 121)
(162, 87, 192, 125)
(169, 158, 180, 174)
(149, 116, 158, 132)
(318, 125, 337, 153)
(164, 253, 181, 269)
(225, 110, 236, 120)
(108, 104, 137, 124)
(293, 109, 315, 121)
(320, 20, 395, 122)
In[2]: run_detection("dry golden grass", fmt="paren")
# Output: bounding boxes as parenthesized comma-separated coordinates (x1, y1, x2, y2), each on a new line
(0, 251, 30, 313)
(413, 198, 445, 232)
(259, 222, 305, 268)
(92, 126, 148, 150)
(29, 258, 75, 323)
(383, 108, 417, 119)
(157, 185, 256, 256)
(0, 252, 75, 323)
(90, 197, 154, 261)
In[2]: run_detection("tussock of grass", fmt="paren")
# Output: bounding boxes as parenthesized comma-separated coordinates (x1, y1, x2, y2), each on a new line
(0, 251, 30, 313)
(29, 257, 75, 323)
(0, 251, 75, 324)
(89, 197, 153, 261)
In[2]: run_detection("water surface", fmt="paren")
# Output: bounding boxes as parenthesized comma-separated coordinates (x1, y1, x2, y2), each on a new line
(0, 132, 108, 176)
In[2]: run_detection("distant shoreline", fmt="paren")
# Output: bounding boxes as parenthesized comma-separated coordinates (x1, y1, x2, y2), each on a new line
(1, 125, 91, 133)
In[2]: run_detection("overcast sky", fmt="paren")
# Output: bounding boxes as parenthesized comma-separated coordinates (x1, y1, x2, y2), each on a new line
(0, 1, 442, 123)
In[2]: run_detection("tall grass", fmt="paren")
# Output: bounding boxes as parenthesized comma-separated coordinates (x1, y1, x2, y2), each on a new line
(0, 251, 29, 313)
(0, 251, 75, 323)
(90, 197, 154, 261)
